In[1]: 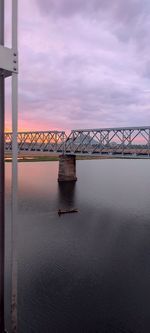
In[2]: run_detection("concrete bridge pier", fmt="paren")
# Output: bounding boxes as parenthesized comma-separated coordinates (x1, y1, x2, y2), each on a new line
(58, 155, 77, 182)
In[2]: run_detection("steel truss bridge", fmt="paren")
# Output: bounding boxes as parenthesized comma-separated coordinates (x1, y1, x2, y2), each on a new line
(5, 126, 150, 157)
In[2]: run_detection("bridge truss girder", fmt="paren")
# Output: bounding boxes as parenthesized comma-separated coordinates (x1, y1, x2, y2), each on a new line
(4, 126, 150, 157)
(5, 131, 66, 153)
(64, 127, 150, 156)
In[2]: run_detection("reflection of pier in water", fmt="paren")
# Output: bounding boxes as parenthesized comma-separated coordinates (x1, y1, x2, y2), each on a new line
(58, 182, 76, 210)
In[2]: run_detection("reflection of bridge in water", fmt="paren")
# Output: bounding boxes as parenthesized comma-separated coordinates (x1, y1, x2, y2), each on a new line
(5, 126, 150, 181)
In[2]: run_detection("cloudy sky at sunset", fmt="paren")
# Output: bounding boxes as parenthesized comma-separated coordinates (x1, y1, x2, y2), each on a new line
(5, 0, 150, 131)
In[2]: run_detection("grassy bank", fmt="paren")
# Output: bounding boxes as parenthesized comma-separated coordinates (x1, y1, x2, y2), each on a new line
(5, 154, 149, 162)
(5, 155, 114, 162)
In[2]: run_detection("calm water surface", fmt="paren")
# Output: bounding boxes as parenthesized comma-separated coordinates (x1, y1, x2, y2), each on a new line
(5, 160, 150, 332)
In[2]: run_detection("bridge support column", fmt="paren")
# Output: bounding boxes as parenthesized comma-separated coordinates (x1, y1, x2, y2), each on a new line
(58, 155, 77, 182)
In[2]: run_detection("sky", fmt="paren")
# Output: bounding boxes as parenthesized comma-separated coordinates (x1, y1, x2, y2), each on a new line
(5, 0, 150, 131)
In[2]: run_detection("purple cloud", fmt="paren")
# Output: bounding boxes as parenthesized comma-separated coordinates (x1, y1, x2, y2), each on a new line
(5, 0, 150, 131)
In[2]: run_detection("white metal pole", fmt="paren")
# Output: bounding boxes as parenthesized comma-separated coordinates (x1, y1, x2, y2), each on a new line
(0, 0, 5, 331)
(11, 0, 18, 332)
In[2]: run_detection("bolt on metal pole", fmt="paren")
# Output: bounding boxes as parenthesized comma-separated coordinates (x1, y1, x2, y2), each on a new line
(0, 0, 5, 332)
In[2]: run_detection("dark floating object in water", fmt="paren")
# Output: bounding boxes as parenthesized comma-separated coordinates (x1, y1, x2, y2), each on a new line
(58, 208, 78, 216)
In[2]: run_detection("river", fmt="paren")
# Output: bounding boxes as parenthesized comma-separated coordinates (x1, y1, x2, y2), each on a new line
(5, 159, 150, 332)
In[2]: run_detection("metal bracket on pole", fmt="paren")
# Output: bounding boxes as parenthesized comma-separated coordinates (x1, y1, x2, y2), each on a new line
(0, 45, 18, 77)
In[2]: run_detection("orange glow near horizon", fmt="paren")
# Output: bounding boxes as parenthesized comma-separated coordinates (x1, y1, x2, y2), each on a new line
(5, 127, 66, 133)
(5, 122, 66, 133)
(5, 113, 66, 133)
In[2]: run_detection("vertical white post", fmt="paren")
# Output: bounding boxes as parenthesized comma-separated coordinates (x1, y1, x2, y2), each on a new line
(11, 0, 18, 332)
(0, 1, 5, 331)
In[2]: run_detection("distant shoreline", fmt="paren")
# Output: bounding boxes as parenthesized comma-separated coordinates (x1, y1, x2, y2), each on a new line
(5, 153, 150, 162)
(5, 155, 111, 162)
